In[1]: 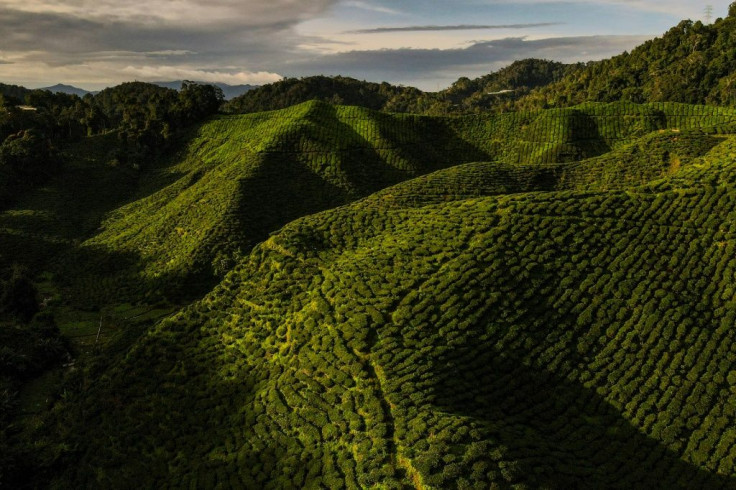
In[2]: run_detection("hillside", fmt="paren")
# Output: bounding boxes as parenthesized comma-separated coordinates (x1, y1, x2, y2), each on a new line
(509, 5, 736, 111)
(32, 120, 736, 488)
(227, 6, 736, 117)
(225, 60, 574, 115)
(224, 75, 426, 114)
(56, 101, 735, 305)
(0, 99, 731, 487)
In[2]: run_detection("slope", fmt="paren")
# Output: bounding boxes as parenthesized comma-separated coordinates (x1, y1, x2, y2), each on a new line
(510, 4, 736, 111)
(70, 101, 736, 304)
(224, 60, 576, 115)
(31, 112, 736, 488)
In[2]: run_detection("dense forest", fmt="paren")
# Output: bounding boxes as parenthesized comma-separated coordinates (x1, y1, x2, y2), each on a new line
(224, 59, 579, 115)
(5, 3, 736, 489)
(506, 4, 736, 110)
(0, 81, 223, 205)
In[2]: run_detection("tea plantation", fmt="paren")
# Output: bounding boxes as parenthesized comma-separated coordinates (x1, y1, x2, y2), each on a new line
(62, 101, 736, 302)
(5, 100, 736, 488)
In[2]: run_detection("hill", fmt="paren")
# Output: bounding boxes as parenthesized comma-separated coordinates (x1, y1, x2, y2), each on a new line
(224, 60, 574, 115)
(509, 5, 736, 111)
(35, 120, 736, 488)
(0, 83, 32, 103)
(55, 100, 734, 305)
(224, 75, 426, 114)
(0, 100, 733, 487)
(152, 81, 257, 100)
(227, 6, 736, 116)
(39, 84, 95, 97)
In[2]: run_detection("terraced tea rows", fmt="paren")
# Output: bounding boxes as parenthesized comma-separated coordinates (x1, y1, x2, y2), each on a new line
(65, 101, 736, 305)
(37, 124, 736, 487)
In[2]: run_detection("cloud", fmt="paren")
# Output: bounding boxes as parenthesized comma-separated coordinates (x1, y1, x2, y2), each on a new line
(119, 66, 283, 85)
(0, 0, 711, 90)
(347, 23, 562, 34)
(144, 50, 197, 57)
(489, 0, 733, 19)
(0, 0, 340, 27)
(343, 1, 403, 15)
(0, 5, 317, 86)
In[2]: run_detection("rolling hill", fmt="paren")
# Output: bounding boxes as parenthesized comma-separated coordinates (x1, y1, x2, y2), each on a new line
(42, 100, 734, 304)
(4, 5, 736, 489)
(1, 98, 734, 487)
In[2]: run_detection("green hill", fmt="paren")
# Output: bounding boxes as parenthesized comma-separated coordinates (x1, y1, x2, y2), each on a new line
(510, 5, 736, 111)
(227, 5, 736, 116)
(53, 101, 734, 305)
(223, 76, 426, 114)
(0, 99, 729, 487)
(225, 60, 577, 116)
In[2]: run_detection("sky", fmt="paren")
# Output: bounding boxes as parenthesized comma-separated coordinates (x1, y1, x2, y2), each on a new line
(0, 0, 731, 91)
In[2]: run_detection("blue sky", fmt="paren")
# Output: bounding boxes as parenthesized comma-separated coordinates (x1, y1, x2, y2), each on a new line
(0, 0, 731, 90)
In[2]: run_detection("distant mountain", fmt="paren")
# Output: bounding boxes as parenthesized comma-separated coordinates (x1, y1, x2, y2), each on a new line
(152, 81, 257, 100)
(31, 81, 255, 100)
(40, 83, 95, 97)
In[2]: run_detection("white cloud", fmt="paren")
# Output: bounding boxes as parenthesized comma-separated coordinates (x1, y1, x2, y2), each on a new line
(120, 65, 283, 84)
(0, 59, 283, 90)
(343, 1, 403, 15)
(1, 0, 340, 26)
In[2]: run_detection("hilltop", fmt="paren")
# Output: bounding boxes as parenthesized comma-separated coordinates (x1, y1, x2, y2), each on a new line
(224, 60, 575, 115)
(39, 84, 95, 97)
(508, 4, 736, 110)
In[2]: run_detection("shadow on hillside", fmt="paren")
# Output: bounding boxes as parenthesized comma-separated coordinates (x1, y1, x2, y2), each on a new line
(522, 110, 612, 164)
(42, 315, 309, 489)
(313, 103, 493, 195)
(224, 102, 498, 262)
(428, 340, 736, 489)
(362, 110, 493, 182)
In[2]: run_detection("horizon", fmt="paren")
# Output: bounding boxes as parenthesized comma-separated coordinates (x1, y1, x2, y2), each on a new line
(0, 1, 732, 92)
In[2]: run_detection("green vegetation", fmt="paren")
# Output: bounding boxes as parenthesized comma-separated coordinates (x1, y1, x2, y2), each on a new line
(7, 11, 736, 483)
(67, 101, 735, 303)
(0, 97, 729, 487)
(509, 6, 736, 110)
(27, 117, 736, 488)
(0, 81, 223, 207)
(225, 60, 576, 116)
(227, 5, 736, 117)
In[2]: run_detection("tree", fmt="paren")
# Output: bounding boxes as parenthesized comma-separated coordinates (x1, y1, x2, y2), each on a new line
(1, 266, 39, 322)
(0, 129, 59, 184)
(179, 81, 224, 122)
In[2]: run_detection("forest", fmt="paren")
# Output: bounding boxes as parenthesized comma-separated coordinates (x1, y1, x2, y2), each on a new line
(225, 6, 736, 116)
(4, 4, 736, 489)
